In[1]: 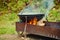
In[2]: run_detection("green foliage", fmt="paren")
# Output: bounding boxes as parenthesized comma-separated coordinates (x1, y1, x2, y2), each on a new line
(47, 0, 60, 22)
(48, 8, 60, 22)
(0, 0, 30, 34)
(0, 13, 19, 34)
(0, 0, 30, 14)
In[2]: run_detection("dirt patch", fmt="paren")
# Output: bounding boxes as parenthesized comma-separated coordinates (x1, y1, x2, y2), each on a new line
(0, 34, 26, 40)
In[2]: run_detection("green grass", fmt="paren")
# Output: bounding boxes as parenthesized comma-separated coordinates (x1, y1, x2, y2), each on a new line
(0, 12, 19, 34)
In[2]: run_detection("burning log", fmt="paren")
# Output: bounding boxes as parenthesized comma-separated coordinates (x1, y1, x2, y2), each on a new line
(28, 16, 37, 25)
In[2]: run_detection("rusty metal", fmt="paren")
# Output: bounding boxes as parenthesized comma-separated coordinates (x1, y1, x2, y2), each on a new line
(16, 22, 60, 39)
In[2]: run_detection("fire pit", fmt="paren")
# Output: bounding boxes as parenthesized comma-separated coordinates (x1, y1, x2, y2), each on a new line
(16, 22, 60, 40)
(16, 13, 60, 40)
(16, 0, 60, 40)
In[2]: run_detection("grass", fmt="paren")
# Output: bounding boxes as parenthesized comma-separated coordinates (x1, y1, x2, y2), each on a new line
(0, 12, 19, 34)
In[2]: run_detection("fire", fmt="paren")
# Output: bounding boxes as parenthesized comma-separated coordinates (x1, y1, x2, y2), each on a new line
(28, 17, 37, 25)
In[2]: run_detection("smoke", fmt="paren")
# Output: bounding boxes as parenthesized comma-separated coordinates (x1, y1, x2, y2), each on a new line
(19, 0, 55, 21)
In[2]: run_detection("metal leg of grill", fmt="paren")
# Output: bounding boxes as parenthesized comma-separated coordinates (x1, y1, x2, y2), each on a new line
(23, 16, 27, 40)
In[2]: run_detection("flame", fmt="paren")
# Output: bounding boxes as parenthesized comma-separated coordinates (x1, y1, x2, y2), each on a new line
(28, 17, 37, 25)
(29, 19, 32, 24)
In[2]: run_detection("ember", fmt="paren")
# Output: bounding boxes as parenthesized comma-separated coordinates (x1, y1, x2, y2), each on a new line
(28, 16, 45, 26)
(28, 17, 37, 25)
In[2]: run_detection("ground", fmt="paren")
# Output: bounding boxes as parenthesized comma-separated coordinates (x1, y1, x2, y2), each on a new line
(0, 34, 25, 40)
(0, 34, 37, 40)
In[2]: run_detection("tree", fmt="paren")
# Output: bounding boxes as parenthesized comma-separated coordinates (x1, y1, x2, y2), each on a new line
(0, 0, 30, 15)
